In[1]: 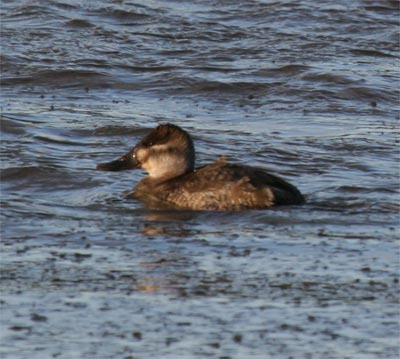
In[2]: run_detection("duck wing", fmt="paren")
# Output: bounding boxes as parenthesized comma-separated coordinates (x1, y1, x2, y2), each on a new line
(156, 159, 304, 210)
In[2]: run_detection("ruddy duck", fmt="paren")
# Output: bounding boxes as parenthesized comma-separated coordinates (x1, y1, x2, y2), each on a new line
(97, 124, 305, 210)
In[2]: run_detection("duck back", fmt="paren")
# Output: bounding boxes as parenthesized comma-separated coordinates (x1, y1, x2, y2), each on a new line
(132, 158, 304, 211)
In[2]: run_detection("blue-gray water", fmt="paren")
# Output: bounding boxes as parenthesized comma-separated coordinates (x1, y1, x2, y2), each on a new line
(1, 1, 399, 358)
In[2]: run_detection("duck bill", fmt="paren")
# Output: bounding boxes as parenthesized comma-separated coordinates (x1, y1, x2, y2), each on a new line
(96, 151, 139, 171)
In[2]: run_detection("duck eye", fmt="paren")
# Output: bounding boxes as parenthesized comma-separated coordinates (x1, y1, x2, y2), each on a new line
(146, 141, 153, 147)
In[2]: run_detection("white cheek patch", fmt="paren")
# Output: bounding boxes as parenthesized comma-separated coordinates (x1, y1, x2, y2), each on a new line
(146, 154, 184, 179)
(135, 147, 148, 163)
(146, 156, 169, 178)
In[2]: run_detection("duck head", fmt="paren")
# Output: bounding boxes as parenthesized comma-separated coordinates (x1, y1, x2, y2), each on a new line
(97, 123, 195, 181)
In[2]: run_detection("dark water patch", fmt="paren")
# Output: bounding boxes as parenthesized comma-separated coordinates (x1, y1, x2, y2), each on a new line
(32, 134, 86, 146)
(74, 58, 109, 68)
(253, 64, 311, 77)
(190, 65, 243, 73)
(0, 54, 18, 73)
(334, 185, 399, 194)
(2, 166, 73, 185)
(1, 117, 27, 135)
(350, 49, 396, 58)
(119, 64, 178, 73)
(93, 4, 156, 23)
(1, 69, 112, 88)
(302, 89, 338, 101)
(30, 125, 107, 148)
(49, 2, 78, 11)
(312, 136, 396, 154)
(195, 80, 272, 94)
(158, 48, 196, 57)
(301, 72, 360, 85)
(105, 8, 152, 21)
(309, 195, 400, 217)
(364, 3, 400, 13)
(338, 86, 397, 103)
(162, 76, 274, 96)
(93, 125, 150, 137)
(2, 5, 53, 20)
(66, 19, 95, 28)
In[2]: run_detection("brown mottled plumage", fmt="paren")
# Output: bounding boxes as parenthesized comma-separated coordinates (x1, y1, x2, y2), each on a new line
(97, 124, 305, 210)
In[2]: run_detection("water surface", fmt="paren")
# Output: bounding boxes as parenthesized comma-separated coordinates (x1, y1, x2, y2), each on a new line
(1, 1, 399, 358)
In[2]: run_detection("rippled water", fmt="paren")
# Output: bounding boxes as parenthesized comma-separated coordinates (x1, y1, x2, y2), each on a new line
(1, 1, 399, 358)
